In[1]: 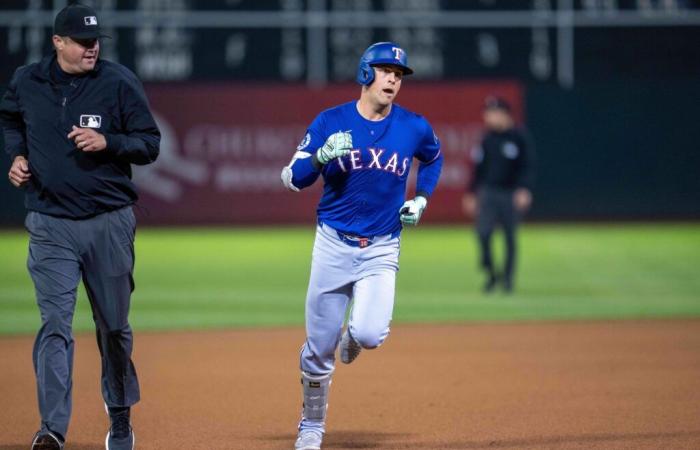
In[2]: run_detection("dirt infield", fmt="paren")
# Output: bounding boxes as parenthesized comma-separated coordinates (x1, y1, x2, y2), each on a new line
(1, 320, 700, 450)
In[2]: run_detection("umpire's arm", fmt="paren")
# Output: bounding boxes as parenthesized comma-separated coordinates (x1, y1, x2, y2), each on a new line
(515, 129, 536, 190)
(0, 69, 33, 188)
(513, 129, 536, 212)
(103, 76, 160, 166)
(0, 68, 29, 162)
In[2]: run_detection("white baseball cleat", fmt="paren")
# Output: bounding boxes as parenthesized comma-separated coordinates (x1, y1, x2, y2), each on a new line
(295, 429, 322, 450)
(339, 329, 362, 364)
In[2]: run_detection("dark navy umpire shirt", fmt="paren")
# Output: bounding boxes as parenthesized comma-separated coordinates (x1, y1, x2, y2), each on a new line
(0, 53, 160, 219)
(469, 127, 535, 193)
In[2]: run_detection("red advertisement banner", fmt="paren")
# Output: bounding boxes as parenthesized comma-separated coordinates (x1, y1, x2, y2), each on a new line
(136, 81, 522, 225)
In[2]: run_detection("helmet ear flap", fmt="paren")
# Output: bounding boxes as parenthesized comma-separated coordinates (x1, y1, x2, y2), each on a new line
(356, 61, 375, 86)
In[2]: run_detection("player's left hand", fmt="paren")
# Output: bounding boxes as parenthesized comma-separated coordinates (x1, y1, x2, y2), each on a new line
(399, 196, 428, 226)
(68, 125, 107, 152)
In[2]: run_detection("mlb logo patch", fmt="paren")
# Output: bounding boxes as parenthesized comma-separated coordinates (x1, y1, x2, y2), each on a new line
(84, 16, 98, 26)
(502, 142, 519, 159)
(80, 115, 102, 129)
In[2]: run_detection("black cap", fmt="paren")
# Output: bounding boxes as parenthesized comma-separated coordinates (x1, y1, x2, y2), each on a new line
(484, 96, 512, 113)
(54, 3, 108, 40)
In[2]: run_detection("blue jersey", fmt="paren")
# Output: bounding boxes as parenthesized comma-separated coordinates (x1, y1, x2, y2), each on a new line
(285, 101, 443, 237)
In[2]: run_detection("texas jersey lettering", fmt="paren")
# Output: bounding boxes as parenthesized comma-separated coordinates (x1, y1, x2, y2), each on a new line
(283, 101, 441, 237)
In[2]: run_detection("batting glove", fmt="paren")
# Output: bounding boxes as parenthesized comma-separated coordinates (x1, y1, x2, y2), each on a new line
(317, 131, 353, 165)
(399, 196, 428, 226)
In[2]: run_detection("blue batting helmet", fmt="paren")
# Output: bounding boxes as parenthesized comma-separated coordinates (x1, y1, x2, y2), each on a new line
(356, 42, 413, 86)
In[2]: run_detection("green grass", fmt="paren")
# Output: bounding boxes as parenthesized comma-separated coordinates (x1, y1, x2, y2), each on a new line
(1, 224, 699, 335)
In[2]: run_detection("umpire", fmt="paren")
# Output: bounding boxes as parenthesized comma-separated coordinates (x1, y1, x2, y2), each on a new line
(0, 4, 159, 449)
(462, 96, 535, 293)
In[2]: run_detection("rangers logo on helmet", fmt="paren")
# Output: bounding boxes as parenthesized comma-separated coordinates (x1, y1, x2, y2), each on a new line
(356, 41, 414, 86)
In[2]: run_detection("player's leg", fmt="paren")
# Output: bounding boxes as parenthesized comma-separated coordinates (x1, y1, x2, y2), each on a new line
(300, 224, 356, 375)
(26, 212, 82, 444)
(476, 188, 498, 292)
(80, 208, 139, 448)
(347, 269, 396, 350)
(296, 370, 333, 450)
(298, 224, 354, 445)
(301, 286, 351, 375)
(340, 234, 400, 363)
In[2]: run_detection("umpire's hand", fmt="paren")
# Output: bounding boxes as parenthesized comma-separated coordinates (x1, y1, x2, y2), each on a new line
(462, 194, 478, 218)
(68, 125, 107, 152)
(8, 155, 31, 188)
(514, 188, 532, 212)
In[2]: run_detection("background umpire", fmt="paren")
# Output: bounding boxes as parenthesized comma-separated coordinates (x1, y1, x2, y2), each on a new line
(0, 4, 159, 450)
(462, 96, 535, 293)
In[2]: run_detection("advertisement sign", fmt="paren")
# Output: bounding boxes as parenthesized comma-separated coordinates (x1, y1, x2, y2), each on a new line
(136, 82, 522, 224)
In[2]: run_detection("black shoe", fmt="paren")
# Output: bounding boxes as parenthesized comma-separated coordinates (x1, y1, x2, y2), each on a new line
(31, 431, 64, 450)
(483, 272, 498, 293)
(107, 407, 134, 450)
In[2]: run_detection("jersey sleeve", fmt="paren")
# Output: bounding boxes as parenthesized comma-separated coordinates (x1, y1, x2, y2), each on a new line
(104, 71, 160, 165)
(281, 112, 327, 191)
(414, 119, 443, 198)
(467, 144, 484, 193)
(514, 128, 536, 190)
(414, 119, 441, 163)
(0, 67, 28, 161)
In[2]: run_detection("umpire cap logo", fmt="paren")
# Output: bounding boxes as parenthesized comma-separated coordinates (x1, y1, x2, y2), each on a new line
(84, 16, 98, 26)
(80, 114, 102, 129)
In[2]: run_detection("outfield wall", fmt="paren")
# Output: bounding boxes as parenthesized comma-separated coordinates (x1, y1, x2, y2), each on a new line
(526, 80, 700, 220)
(1, 80, 699, 225)
(131, 81, 521, 225)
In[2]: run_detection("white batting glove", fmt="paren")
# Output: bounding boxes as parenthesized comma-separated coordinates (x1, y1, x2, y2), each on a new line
(399, 196, 428, 226)
(317, 131, 353, 164)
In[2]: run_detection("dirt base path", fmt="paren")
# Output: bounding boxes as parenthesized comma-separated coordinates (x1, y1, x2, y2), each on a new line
(2, 320, 700, 449)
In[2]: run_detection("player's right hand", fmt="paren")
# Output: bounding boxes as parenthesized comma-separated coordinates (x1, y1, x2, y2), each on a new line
(317, 131, 353, 165)
(8, 155, 31, 188)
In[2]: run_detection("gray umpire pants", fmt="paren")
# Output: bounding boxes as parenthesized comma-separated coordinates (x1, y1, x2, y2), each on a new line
(25, 207, 140, 439)
(476, 186, 519, 282)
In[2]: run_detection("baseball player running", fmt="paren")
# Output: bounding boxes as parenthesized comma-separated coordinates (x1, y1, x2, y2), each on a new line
(281, 42, 443, 450)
